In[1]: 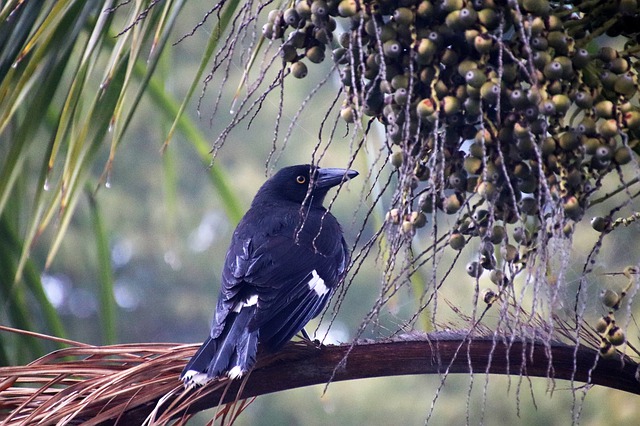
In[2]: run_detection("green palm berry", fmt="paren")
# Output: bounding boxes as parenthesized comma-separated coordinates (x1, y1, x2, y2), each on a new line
(595, 316, 611, 333)
(519, 197, 538, 215)
(464, 29, 480, 46)
(463, 156, 483, 174)
(417, 1, 434, 18)
(306, 45, 325, 63)
(614, 73, 637, 97)
(465, 69, 487, 88)
(391, 74, 409, 90)
(512, 161, 531, 179)
(281, 44, 298, 62)
(530, 16, 545, 34)
(337, 0, 358, 17)
(288, 30, 306, 48)
(441, 48, 459, 67)
(532, 51, 551, 69)
(394, 7, 414, 25)
(489, 270, 506, 286)
(599, 340, 616, 358)
(595, 145, 613, 161)
(555, 56, 574, 78)
(332, 47, 348, 64)
(386, 208, 401, 224)
(340, 105, 356, 123)
(501, 244, 519, 262)
(379, 23, 397, 43)
(448, 171, 467, 191)
(410, 211, 427, 228)
(311, 0, 329, 17)
(543, 61, 563, 80)
(393, 88, 408, 105)
(262, 23, 274, 39)
(591, 216, 610, 233)
(531, 36, 548, 50)
(558, 131, 579, 150)
(614, 147, 632, 165)
(449, 232, 466, 250)
(401, 220, 414, 234)
(624, 111, 640, 131)
(547, 31, 569, 54)
(480, 81, 500, 104)
(383, 40, 402, 59)
(478, 8, 499, 29)
(599, 119, 619, 138)
(546, 15, 562, 31)
(565, 170, 583, 189)
(390, 151, 404, 168)
(442, 96, 460, 116)
(572, 48, 590, 69)
(551, 94, 571, 114)
(464, 97, 481, 115)
(459, 8, 478, 28)
(540, 137, 556, 155)
(295, 0, 312, 18)
(609, 57, 629, 74)
(608, 326, 625, 346)
(620, 0, 639, 14)
(522, 0, 550, 15)
(442, 0, 464, 13)
(490, 225, 506, 244)
(513, 122, 530, 139)
(416, 38, 437, 63)
(539, 100, 556, 116)
(291, 61, 308, 78)
(582, 138, 600, 155)
(457, 59, 478, 77)
(574, 91, 593, 109)
(443, 193, 463, 214)
(563, 195, 582, 220)
(416, 98, 436, 118)
(595, 100, 615, 119)
(509, 89, 528, 109)
(477, 181, 496, 199)
(512, 226, 531, 245)
(466, 261, 484, 278)
(283, 8, 300, 26)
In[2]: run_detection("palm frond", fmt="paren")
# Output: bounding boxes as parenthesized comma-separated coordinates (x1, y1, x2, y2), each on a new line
(2, 325, 639, 425)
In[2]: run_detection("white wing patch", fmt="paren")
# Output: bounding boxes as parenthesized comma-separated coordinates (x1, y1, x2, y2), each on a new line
(232, 294, 259, 312)
(308, 270, 329, 296)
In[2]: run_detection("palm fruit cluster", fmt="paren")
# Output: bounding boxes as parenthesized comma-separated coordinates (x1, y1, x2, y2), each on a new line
(262, 1, 639, 259)
(595, 266, 638, 357)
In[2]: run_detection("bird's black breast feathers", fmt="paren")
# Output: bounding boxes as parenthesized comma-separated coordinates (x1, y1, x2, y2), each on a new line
(213, 202, 348, 351)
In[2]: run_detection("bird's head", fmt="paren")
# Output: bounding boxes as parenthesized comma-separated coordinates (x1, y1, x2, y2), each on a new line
(252, 164, 358, 207)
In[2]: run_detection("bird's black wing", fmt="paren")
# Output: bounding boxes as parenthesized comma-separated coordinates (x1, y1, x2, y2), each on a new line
(213, 208, 348, 351)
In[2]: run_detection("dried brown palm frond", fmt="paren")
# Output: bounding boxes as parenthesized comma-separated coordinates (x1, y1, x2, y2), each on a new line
(2, 324, 640, 426)
(0, 324, 326, 426)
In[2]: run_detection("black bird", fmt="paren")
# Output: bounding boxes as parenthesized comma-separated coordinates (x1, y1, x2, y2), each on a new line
(181, 164, 358, 386)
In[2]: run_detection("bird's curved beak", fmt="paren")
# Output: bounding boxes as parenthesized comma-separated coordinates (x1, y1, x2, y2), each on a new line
(315, 168, 359, 189)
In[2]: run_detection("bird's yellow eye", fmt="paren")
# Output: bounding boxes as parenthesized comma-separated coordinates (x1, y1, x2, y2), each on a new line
(296, 175, 306, 184)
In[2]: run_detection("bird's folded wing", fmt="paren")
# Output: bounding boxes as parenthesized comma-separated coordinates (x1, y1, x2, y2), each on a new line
(218, 232, 344, 346)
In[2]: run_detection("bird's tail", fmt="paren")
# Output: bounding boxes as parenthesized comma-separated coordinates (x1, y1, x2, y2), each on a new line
(180, 307, 258, 386)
